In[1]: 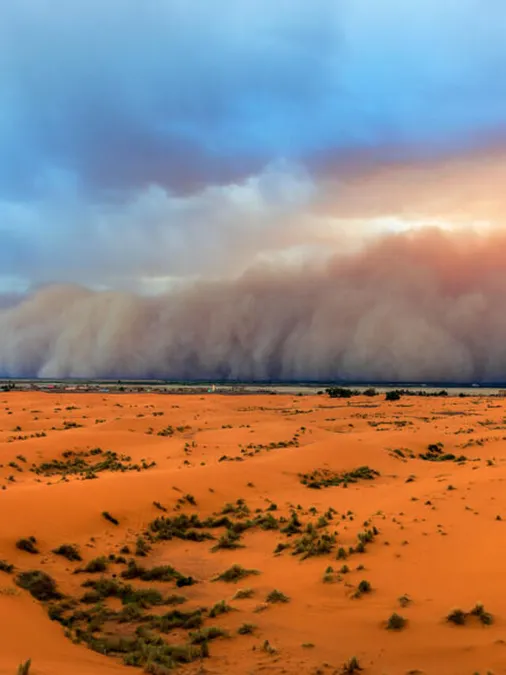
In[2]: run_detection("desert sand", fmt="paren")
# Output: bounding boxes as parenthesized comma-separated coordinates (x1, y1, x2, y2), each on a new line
(0, 390, 505, 675)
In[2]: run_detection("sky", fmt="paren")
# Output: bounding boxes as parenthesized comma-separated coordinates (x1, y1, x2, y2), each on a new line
(2, 0, 506, 296)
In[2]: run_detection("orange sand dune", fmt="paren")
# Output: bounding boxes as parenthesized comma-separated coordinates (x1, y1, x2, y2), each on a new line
(1, 391, 506, 674)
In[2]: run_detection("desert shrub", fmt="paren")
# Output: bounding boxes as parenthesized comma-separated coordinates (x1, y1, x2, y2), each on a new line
(189, 626, 227, 644)
(342, 656, 362, 673)
(149, 513, 214, 542)
(237, 623, 256, 635)
(326, 387, 356, 399)
(81, 578, 165, 609)
(16, 570, 61, 601)
(336, 547, 348, 560)
(134, 536, 151, 557)
(143, 565, 183, 583)
(398, 594, 411, 608)
(385, 391, 401, 401)
(211, 530, 243, 552)
(300, 466, 379, 489)
(292, 531, 336, 559)
(274, 542, 291, 554)
(169, 573, 192, 588)
(82, 557, 108, 573)
(233, 588, 254, 600)
(357, 580, 371, 594)
(147, 608, 203, 632)
(266, 589, 290, 604)
(17, 660, 31, 675)
(16, 537, 39, 554)
(262, 639, 277, 655)
(470, 603, 493, 625)
(254, 513, 279, 530)
(52, 544, 82, 562)
(386, 613, 406, 630)
(102, 511, 119, 525)
(209, 600, 233, 618)
(214, 564, 259, 583)
(446, 608, 467, 625)
(0, 560, 14, 573)
(280, 512, 303, 535)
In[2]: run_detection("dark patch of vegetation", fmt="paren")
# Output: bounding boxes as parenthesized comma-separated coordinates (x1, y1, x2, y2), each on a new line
(17, 660, 31, 675)
(293, 530, 336, 559)
(326, 387, 356, 399)
(16, 537, 39, 554)
(233, 588, 254, 600)
(102, 511, 119, 526)
(16, 570, 61, 601)
(353, 580, 372, 598)
(121, 560, 185, 584)
(266, 589, 290, 604)
(81, 557, 108, 574)
(209, 600, 233, 618)
(280, 511, 303, 536)
(386, 613, 407, 630)
(0, 560, 14, 573)
(134, 536, 151, 557)
(214, 564, 260, 583)
(385, 390, 402, 401)
(300, 466, 379, 489)
(80, 578, 168, 609)
(211, 529, 244, 552)
(341, 656, 362, 673)
(31, 448, 155, 478)
(52, 544, 82, 562)
(189, 626, 228, 644)
(446, 608, 467, 625)
(148, 514, 215, 543)
(419, 442, 467, 463)
(447, 604, 493, 626)
(470, 603, 493, 625)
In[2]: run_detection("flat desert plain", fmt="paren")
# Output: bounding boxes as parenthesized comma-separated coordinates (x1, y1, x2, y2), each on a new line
(1, 392, 506, 675)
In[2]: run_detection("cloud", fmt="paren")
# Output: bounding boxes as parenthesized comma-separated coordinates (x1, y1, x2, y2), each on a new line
(2, 227, 506, 382)
(2, 0, 506, 201)
(0, 161, 331, 291)
(2, 0, 506, 349)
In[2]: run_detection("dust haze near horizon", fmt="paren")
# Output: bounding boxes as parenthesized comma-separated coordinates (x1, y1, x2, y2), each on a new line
(3, 227, 506, 383)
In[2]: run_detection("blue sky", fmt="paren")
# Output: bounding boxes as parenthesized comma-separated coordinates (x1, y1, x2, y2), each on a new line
(2, 0, 506, 293)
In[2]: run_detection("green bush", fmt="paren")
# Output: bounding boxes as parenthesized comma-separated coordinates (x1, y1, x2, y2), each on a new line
(52, 544, 82, 562)
(386, 613, 406, 630)
(266, 589, 290, 604)
(209, 600, 233, 618)
(17, 660, 31, 675)
(233, 588, 254, 600)
(16, 537, 39, 555)
(16, 570, 61, 601)
(446, 608, 466, 625)
(214, 564, 259, 583)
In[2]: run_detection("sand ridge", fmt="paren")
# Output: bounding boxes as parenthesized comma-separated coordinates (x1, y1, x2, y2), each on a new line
(0, 391, 505, 674)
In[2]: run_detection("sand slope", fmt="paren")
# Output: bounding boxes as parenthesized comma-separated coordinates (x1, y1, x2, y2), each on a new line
(1, 391, 506, 674)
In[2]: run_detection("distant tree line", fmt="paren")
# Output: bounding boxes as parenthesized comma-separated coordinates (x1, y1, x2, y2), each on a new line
(325, 386, 450, 401)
